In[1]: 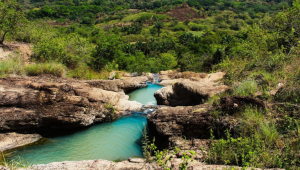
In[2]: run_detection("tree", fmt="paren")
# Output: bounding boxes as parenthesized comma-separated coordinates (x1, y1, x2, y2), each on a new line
(153, 21, 164, 37)
(184, 19, 190, 25)
(0, 0, 27, 45)
(159, 53, 177, 70)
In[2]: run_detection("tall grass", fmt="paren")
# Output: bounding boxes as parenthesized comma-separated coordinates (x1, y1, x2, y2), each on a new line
(233, 79, 258, 96)
(207, 107, 298, 168)
(0, 55, 25, 76)
(67, 64, 109, 80)
(25, 63, 66, 77)
(0, 55, 66, 77)
(0, 153, 30, 170)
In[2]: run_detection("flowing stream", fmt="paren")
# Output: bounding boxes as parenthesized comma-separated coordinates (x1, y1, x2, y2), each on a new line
(6, 82, 162, 165)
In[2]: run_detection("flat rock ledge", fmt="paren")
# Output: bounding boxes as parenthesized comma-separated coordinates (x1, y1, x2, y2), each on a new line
(0, 133, 41, 152)
(0, 159, 282, 170)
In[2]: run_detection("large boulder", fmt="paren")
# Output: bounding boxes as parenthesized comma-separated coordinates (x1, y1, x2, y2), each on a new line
(154, 73, 229, 106)
(0, 77, 143, 135)
(147, 105, 216, 143)
(147, 104, 237, 151)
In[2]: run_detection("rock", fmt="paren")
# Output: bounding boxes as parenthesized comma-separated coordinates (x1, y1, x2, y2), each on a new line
(0, 166, 10, 170)
(147, 105, 214, 143)
(128, 158, 146, 163)
(85, 76, 149, 93)
(0, 133, 42, 151)
(146, 73, 155, 83)
(154, 77, 229, 106)
(0, 77, 142, 135)
(6, 159, 280, 170)
(219, 96, 265, 113)
(156, 79, 179, 86)
(115, 99, 143, 112)
(154, 86, 174, 105)
(147, 104, 237, 150)
(21, 160, 158, 170)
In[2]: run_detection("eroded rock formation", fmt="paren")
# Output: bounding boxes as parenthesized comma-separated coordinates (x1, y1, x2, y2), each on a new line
(85, 76, 152, 93)
(147, 96, 265, 151)
(0, 76, 149, 135)
(154, 72, 229, 106)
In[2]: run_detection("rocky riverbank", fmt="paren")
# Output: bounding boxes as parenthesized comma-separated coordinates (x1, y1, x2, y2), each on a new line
(0, 133, 41, 152)
(147, 96, 266, 154)
(0, 75, 152, 137)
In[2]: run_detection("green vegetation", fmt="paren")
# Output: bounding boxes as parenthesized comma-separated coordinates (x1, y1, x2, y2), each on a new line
(25, 63, 66, 77)
(1, 0, 300, 169)
(141, 125, 195, 170)
(0, 0, 27, 44)
(208, 106, 300, 169)
(0, 153, 30, 170)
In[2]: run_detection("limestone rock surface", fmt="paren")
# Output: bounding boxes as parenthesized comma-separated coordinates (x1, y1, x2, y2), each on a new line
(84, 76, 150, 93)
(0, 76, 144, 135)
(0, 133, 41, 151)
(1, 159, 281, 170)
(155, 72, 228, 106)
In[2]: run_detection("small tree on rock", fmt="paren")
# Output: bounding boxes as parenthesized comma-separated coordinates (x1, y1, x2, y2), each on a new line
(0, 0, 28, 45)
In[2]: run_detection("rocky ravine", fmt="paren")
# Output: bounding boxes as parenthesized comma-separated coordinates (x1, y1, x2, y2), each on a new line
(0, 75, 152, 137)
(147, 96, 265, 150)
(155, 72, 229, 106)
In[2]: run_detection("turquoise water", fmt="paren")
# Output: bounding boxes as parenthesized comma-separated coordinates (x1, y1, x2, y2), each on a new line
(6, 82, 162, 165)
(128, 83, 162, 105)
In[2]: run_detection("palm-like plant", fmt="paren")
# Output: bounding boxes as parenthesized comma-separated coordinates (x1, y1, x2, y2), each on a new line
(153, 21, 164, 37)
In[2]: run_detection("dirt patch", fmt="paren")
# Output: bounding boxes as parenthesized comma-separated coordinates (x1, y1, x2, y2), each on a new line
(0, 47, 12, 60)
(0, 42, 32, 62)
(162, 3, 201, 22)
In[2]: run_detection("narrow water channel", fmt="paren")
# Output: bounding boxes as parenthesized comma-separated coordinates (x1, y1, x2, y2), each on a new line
(6, 82, 162, 165)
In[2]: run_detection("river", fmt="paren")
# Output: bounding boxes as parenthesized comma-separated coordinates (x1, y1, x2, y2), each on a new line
(6, 82, 162, 164)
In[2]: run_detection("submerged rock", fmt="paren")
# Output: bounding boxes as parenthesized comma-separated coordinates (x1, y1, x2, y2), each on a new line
(0, 133, 41, 152)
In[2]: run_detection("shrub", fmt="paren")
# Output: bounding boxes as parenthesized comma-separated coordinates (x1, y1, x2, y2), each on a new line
(0, 55, 25, 76)
(233, 79, 258, 96)
(189, 23, 203, 31)
(217, 21, 228, 29)
(25, 63, 66, 77)
(67, 64, 109, 80)
(173, 25, 186, 31)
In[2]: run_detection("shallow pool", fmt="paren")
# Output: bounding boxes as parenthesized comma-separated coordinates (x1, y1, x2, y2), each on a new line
(128, 83, 162, 105)
(6, 82, 162, 164)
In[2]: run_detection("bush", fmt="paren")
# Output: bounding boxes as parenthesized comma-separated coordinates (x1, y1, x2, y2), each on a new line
(233, 79, 258, 96)
(67, 64, 109, 80)
(0, 55, 25, 76)
(217, 21, 228, 29)
(25, 63, 66, 77)
(33, 34, 92, 68)
(173, 24, 186, 31)
(189, 23, 203, 31)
